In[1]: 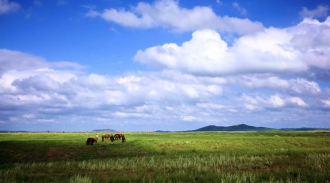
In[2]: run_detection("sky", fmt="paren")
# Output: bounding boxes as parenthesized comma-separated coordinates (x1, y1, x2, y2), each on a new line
(0, 0, 330, 132)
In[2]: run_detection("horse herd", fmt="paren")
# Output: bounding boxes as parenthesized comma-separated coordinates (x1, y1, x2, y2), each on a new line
(86, 133, 126, 145)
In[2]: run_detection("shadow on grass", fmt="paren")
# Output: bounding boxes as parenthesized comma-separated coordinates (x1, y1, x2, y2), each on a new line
(0, 139, 163, 164)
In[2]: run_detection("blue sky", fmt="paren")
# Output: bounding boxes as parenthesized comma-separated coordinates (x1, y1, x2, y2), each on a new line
(1, 0, 330, 132)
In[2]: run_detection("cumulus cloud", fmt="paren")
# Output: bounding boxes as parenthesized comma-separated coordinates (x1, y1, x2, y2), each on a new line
(0, 49, 48, 75)
(0, 49, 85, 76)
(289, 17, 330, 69)
(2, 2, 330, 131)
(181, 115, 199, 122)
(268, 95, 308, 108)
(0, 59, 329, 130)
(288, 78, 321, 95)
(290, 97, 308, 107)
(237, 94, 310, 111)
(269, 95, 285, 108)
(0, 52, 230, 129)
(271, 96, 309, 107)
(322, 99, 330, 107)
(86, 0, 263, 34)
(50, 61, 86, 70)
(134, 29, 305, 76)
(0, 0, 20, 14)
(224, 75, 321, 96)
(299, 5, 329, 18)
(135, 16, 330, 77)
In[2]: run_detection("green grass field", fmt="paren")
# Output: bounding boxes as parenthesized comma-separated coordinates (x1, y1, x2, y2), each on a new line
(0, 131, 330, 182)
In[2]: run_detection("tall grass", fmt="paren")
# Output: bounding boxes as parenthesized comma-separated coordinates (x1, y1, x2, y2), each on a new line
(0, 131, 330, 182)
(69, 175, 92, 183)
(1, 151, 329, 182)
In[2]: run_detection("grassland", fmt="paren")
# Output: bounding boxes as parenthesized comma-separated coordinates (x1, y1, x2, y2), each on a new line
(0, 131, 329, 182)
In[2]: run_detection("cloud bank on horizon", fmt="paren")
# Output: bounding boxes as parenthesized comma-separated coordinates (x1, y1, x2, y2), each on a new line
(0, 0, 329, 131)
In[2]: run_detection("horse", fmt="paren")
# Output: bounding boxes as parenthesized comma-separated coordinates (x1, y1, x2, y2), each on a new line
(102, 134, 112, 142)
(86, 137, 97, 145)
(114, 134, 121, 140)
(110, 135, 115, 142)
(121, 135, 126, 143)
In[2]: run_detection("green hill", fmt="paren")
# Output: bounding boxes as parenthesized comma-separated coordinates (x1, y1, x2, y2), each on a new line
(190, 124, 274, 132)
(92, 129, 116, 132)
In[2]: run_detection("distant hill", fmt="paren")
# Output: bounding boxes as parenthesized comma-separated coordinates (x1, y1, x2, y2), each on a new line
(0, 130, 29, 133)
(155, 130, 171, 132)
(92, 129, 116, 132)
(280, 127, 330, 131)
(190, 124, 275, 132)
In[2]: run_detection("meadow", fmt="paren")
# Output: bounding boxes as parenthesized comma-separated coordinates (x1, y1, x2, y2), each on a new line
(0, 131, 329, 183)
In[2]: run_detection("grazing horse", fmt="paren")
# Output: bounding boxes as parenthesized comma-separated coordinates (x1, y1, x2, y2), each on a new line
(86, 137, 97, 145)
(114, 134, 121, 140)
(110, 135, 115, 142)
(121, 135, 126, 142)
(102, 134, 112, 142)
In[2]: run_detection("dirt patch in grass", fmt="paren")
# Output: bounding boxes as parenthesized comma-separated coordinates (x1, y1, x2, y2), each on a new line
(46, 147, 75, 161)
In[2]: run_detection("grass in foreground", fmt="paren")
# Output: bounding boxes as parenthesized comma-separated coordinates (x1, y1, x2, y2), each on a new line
(0, 131, 329, 182)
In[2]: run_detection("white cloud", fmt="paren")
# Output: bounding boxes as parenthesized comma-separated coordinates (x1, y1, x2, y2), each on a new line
(238, 94, 310, 109)
(289, 78, 321, 95)
(322, 99, 330, 107)
(135, 16, 330, 77)
(23, 114, 34, 118)
(1, 48, 329, 130)
(299, 5, 329, 18)
(226, 75, 287, 89)
(135, 30, 228, 75)
(0, 0, 20, 14)
(232, 2, 247, 16)
(289, 17, 330, 71)
(36, 119, 55, 123)
(50, 61, 86, 70)
(196, 103, 226, 109)
(225, 75, 321, 96)
(267, 96, 284, 108)
(86, 0, 263, 34)
(290, 97, 308, 107)
(135, 29, 306, 76)
(244, 104, 255, 110)
(85, 9, 99, 17)
(0, 49, 84, 76)
(112, 111, 149, 118)
(0, 49, 48, 75)
(181, 115, 199, 122)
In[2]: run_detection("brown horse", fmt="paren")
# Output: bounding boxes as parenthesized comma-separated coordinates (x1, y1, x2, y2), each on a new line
(86, 137, 97, 145)
(102, 134, 112, 142)
(110, 135, 115, 142)
(121, 135, 126, 142)
(114, 134, 121, 140)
